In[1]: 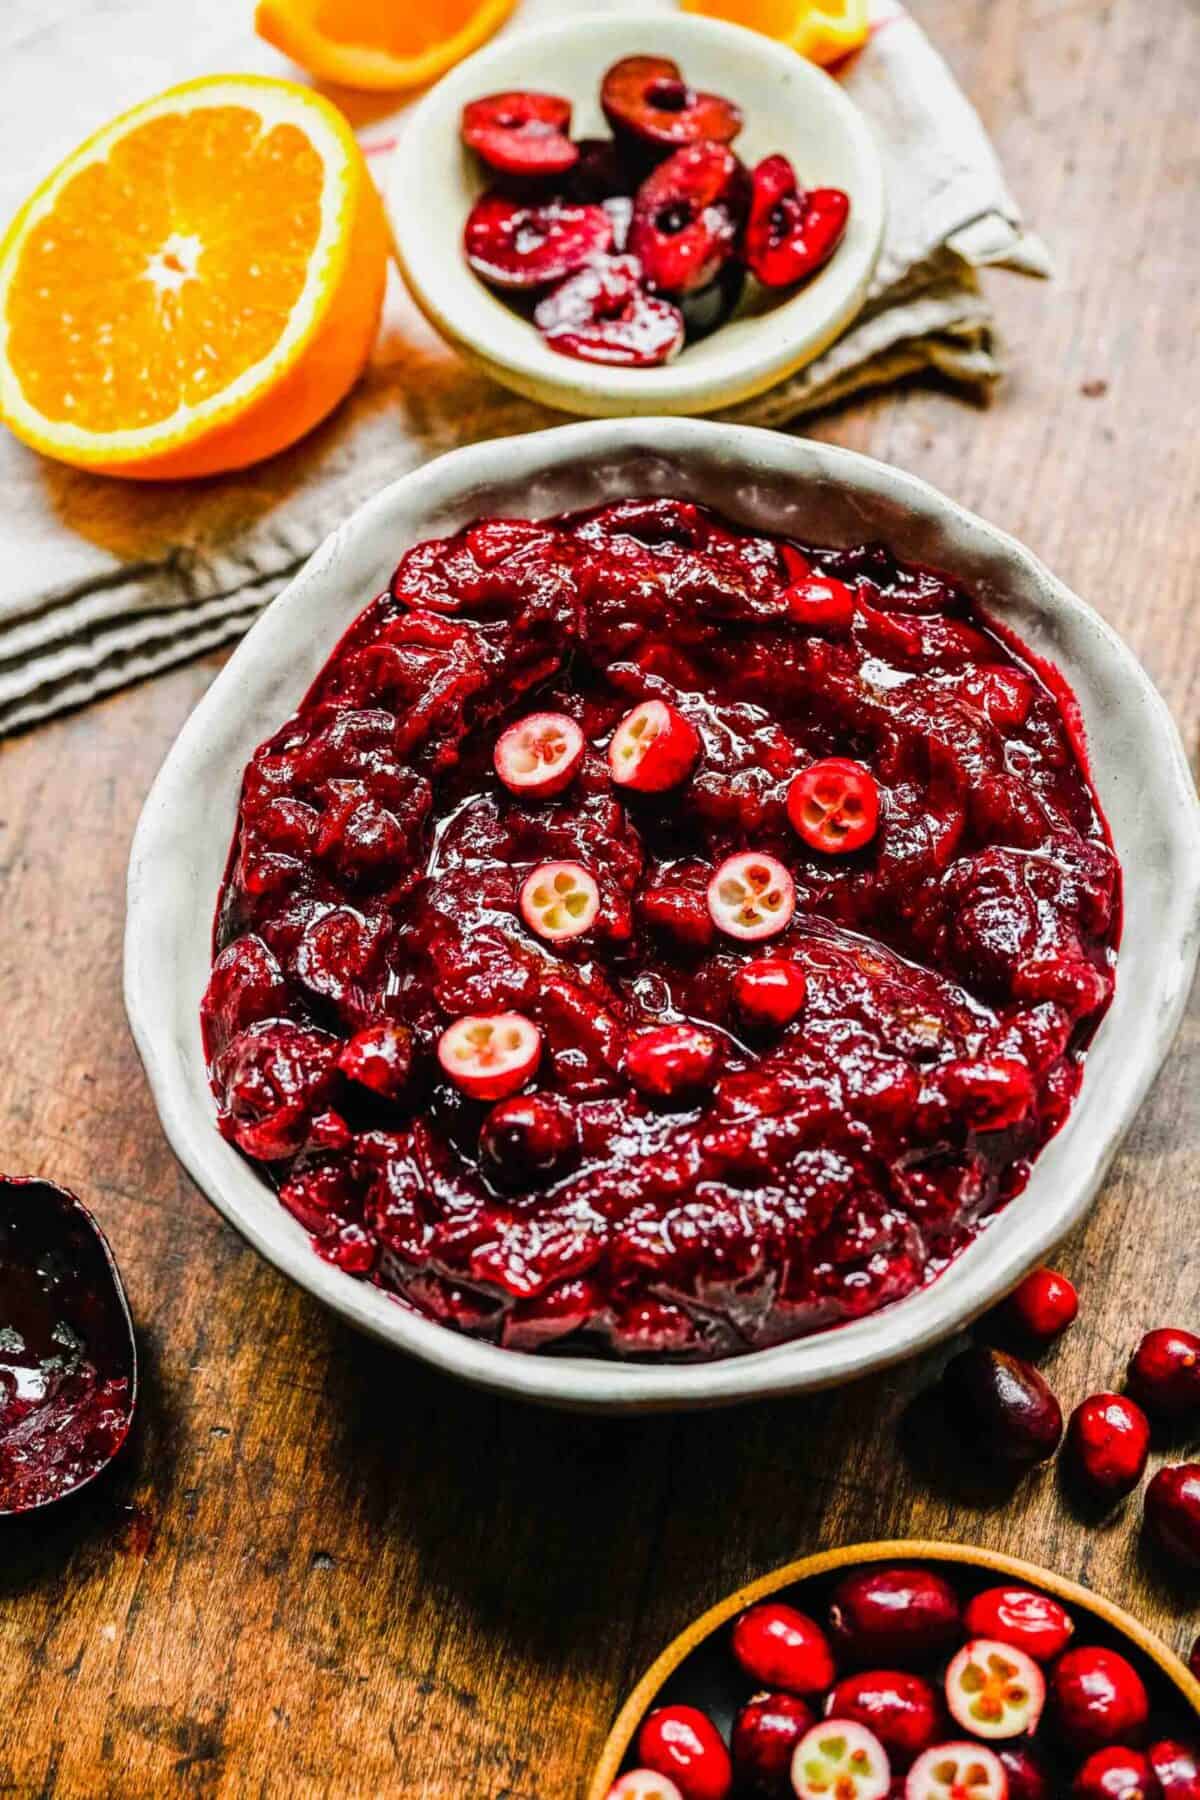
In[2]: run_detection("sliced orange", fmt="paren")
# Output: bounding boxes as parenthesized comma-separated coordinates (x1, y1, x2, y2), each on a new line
(680, 0, 870, 66)
(255, 0, 517, 92)
(0, 75, 389, 480)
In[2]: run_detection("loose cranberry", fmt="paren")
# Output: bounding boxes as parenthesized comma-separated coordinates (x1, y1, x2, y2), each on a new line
(707, 853, 796, 942)
(825, 1671, 941, 1769)
(1144, 1463, 1200, 1567)
(828, 1567, 961, 1668)
(628, 143, 747, 297)
(464, 192, 613, 290)
(787, 759, 880, 855)
(1128, 1329, 1200, 1418)
(733, 958, 808, 1030)
(600, 55, 743, 155)
(608, 699, 701, 791)
(535, 255, 685, 367)
(479, 1093, 576, 1188)
(999, 1744, 1055, 1800)
(519, 861, 601, 942)
(944, 1639, 1045, 1739)
(436, 1011, 542, 1101)
(1150, 1740, 1200, 1799)
(1074, 1747, 1158, 1798)
(1066, 1393, 1151, 1500)
(792, 1720, 891, 1800)
(607, 1774, 685, 1800)
(732, 1692, 814, 1797)
(744, 154, 850, 288)
(940, 1346, 1063, 1470)
(624, 1023, 721, 1103)
(963, 1587, 1075, 1662)
(998, 1267, 1080, 1346)
(785, 574, 856, 635)
(1051, 1648, 1150, 1751)
(460, 90, 578, 178)
(494, 711, 585, 798)
(637, 1705, 732, 1800)
(731, 1602, 836, 1695)
(905, 1743, 1007, 1800)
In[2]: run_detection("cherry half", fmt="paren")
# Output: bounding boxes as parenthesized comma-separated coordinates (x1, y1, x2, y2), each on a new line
(744, 154, 850, 289)
(600, 55, 743, 156)
(629, 143, 747, 297)
(460, 90, 578, 179)
(788, 759, 880, 855)
(464, 192, 613, 290)
(535, 255, 685, 367)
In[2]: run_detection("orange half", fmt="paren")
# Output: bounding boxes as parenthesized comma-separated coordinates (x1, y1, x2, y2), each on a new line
(0, 75, 389, 479)
(680, 0, 870, 66)
(255, 0, 517, 92)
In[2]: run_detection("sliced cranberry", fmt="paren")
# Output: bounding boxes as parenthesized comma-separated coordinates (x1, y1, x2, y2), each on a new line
(607, 1773, 686, 1800)
(963, 1587, 1074, 1663)
(1144, 1463, 1200, 1566)
(904, 1743, 1007, 1800)
(535, 253, 685, 366)
(461, 91, 578, 178)
(940, 1347, 1063, 1470)
(731, 1602, 836, 1695)
(609, 700, 701, 790)
(785, 574, 856, 635)
(792, 1720, 891, 1800)
(944, 1639, 1045, 1740)
(479, 1092, 576, 1188)
(999, 1745, 1054, 1800)
(1127, 1328, 1200, 1417)
(732, 1692, 814, 1796)
(1150, 1740, 1200, 1800)
(996, 1267, 1079, 1346)
(708, 853, 795, 942)
(494, 711, 585, 798)
(1051, 1648, 1149, 1751)
(464, 191, 612, 290)
(788, 759, 880, 855)
(825, 1672, 941, 1770)
(625, 1023, 721, 1103)
(745, 154, 850, 288)
(734, 958, 808, 1029)
(436, 1011, 541, 1101)
(637, 1705, 733, 1800)
(337, 1020, 413, 1098)
(1074, 1747, 1157, 1798)
(1066, 1393, 1151, 1500)
(600, 55, 742, 156)
(519, 861, 600, 942)
(629, 143, 747, 296)
(829, 1567, 961, 1668)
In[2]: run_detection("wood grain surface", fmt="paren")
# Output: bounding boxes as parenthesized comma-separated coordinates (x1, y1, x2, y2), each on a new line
(1, 0, 1197, 1794)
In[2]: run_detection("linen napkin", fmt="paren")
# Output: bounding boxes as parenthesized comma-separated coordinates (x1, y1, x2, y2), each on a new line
(0, 0, 1049, 736)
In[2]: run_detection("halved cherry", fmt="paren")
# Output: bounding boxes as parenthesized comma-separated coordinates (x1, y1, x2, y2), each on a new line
(520, 861, 600, 942)
(944, 1641, 1045, 1741)
(608, 700, 701, 791)
(707, 852, 795, 942)
(464, 192, 613, 290)
(628, 143, 748, 296)
(600, 54, 743, 155)
(461, 91, 579, 179)
(494, 711, 585, 798)
(745, 154, 850, 289)
(788, 759, 880, 855)
(535, 255, 685, 368)
(792, 1720, 891, 1800)
(607, 1773, 686, 1800)
(733, 958, 808, 1029)
(962, 1588, 1074, 1664)
(437, 1012, 541, 1101)
(905, 1743, 1008, 1800)
(784, 574, 856, 635)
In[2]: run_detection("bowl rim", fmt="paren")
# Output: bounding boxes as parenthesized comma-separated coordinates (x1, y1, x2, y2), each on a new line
(384, 9, 886, 417)
(124, 417, 1200, 1415)
(586, 1536, 1200, 1796)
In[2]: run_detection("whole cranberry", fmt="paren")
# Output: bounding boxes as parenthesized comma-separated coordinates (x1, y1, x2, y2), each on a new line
(824, 1669, 941, 1769)
(1074, 1746, 1157, 1798)
(1051, 1647, 1150, 1751)
(731, 1692, 814, 1796)
(828, 1565, 960, 1667)
(479, 1093, 577, 1188)
(999, 1744, 1055, 1800)
(964, 1585, 1075, 1661)
(730, 1602, 835, 1695)
(940, 1346, 1063, 1469)
(1150, 1739, 1200, 1799)
(1145, 1464, 1200, 1567)
(733, 958, 808, 1030)
(1128, 1329, 1200, 1418)
(624, 1023, 721, 1104)
(637, 1705, 732, 1800)
(999, 1267, 1080, 1346)
(1067, 1393, 1152, 1500)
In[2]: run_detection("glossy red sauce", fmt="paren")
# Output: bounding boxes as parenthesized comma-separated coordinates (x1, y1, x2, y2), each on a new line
(203, 498, 1120, 1359)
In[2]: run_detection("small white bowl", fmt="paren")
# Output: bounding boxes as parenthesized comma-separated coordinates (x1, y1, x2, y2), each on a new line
(125, 419, 1200, 1414)
(385, 12, 884, 417)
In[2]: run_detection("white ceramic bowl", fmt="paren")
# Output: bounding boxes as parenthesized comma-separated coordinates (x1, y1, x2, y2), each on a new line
(385, 12, 884, 417)
(125, 419, 1200, 1414)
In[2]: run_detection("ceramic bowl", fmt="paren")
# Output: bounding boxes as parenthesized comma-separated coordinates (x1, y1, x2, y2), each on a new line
(384, 11, 884, 417)
(587, 1538, 1200, 1796)
(125, 418, 1200, 1414)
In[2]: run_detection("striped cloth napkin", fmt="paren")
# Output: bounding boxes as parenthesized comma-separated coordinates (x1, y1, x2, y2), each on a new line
(0, 0, 1048, 736)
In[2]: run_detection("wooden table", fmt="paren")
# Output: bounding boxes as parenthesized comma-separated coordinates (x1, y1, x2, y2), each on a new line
(1, 0, 1197, 1792)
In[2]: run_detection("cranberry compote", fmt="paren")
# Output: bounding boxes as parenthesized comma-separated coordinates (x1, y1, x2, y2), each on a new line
(203, 498, 1119, 1359)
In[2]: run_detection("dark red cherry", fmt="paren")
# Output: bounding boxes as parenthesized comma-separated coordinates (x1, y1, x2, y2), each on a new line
(637, 1704, 733, 1800)
(1150, 1739, 1200, 1800)
(731, 1692, 814, 1796)
(460, 91, 578, 178)
(996, 1267, 1080, 1346)
(464, 191, 612, 290)
(1127, 1329, 1200, 1418)
(940, 1346, 1064, 1470)
(1066, 1393, 1151, 1500)
(1144, 1463, 1200, 1567)
(1073, 1746, 1157, 1798)
(479, 1093, 577, 1189)
(827, 1565, 961, 1667)
(744, 154, 850, 288)
(534, 255, 684, 367)
(1050, 1647, 1149, 1751)
(629, 143, 748, 296)
(731, 1602, 835, 1695)
(824, 1670, 941, 1769)
(600, 55, 742, 157)
(999, 1744, 1055, 1800)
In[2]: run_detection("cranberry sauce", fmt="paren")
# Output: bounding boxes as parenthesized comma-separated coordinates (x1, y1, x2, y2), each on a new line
(0, 1177, 136, 1510)
(202, 498, 1119, 1360)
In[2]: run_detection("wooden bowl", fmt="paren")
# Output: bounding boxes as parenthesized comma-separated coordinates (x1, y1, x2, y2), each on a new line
(588, 1538, 1200, 1796)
